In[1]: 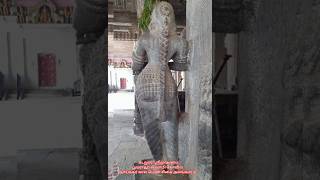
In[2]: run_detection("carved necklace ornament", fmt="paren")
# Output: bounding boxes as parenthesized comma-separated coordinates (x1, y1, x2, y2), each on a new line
(132, 1, 188, 161)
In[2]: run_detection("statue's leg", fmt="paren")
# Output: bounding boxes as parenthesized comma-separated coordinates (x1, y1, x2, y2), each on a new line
(137, 100, 163, 160)
(159, 73, 179, 161)
(137, 98, 178, 161)
(79, 34, 108, 180)
(161, 98, 179, 161)
(133, 74, 144, 135)
(133, 97, 144, 135)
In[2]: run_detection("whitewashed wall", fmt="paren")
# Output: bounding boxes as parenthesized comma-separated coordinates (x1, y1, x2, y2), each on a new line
(0, 16, 78, 90)
(0, 17, 82, 158)
(108, 66, 134, 90)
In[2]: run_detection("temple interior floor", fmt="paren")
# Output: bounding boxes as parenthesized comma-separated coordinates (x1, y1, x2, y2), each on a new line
(0, 96, 82, 157)
(108, 91, 152, 180)
(0, 96, 82, 180)
(108, 92, 191, 180)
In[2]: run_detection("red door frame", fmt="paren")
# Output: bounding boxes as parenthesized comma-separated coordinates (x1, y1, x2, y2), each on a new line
(120, 78, 126, 89)
(38, 53, 57, 87)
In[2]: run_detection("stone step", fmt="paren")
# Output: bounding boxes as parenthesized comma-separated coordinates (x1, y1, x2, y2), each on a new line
(17, 148, 81, 180)
(3, 89, 74, 100)
(24, 89, 73, 98)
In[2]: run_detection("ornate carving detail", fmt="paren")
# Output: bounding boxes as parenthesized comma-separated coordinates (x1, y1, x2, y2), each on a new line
(16, 0, 74, 24)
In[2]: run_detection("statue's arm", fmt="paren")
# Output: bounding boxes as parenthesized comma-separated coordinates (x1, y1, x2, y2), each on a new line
(132, 38, 147, 75)
(170, 38, 189, 71)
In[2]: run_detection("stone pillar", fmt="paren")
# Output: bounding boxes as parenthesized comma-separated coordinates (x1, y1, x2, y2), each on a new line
(78, 34, 108, 180)
(22, 38, 31, 89)
(280, 1, 320, 180)
(132, 0, 144, 135)
(73, 0, 108, 177)
(237, 0, 320, 180)
(213, 0, 320, 180)
(180, 0, 212, 179)
(6, 31, 16, 89)
(237, 1, 284, 179)
(0, 31, 9, 82)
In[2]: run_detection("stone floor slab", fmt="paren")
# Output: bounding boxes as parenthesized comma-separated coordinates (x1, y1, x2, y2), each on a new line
(17, 148, 80, 180)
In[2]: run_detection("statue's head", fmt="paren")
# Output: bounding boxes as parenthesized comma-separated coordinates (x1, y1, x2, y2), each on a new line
(148, 1, 176, 36)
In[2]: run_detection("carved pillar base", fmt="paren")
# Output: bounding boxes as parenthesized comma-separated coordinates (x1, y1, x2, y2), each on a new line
(79, 105, 103, 180)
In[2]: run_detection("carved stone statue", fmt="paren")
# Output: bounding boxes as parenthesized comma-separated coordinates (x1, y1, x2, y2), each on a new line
(38, 5, 52, 23)
(63, 7, 72, 24)
(132, 1, 188, 161)
(1, 0, 10, 16)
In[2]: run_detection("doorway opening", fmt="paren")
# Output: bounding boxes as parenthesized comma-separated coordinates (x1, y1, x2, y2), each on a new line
(120, 78, 127, 89)
(38, 53, 57, 87)
(214, 33, 239, 159)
